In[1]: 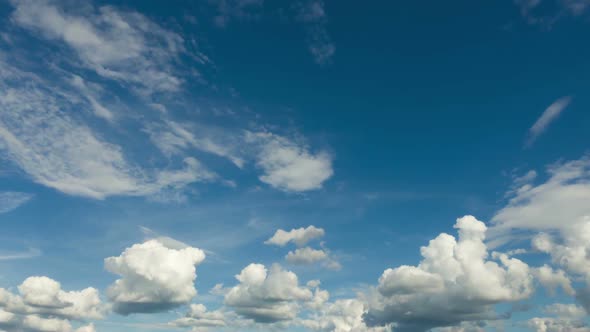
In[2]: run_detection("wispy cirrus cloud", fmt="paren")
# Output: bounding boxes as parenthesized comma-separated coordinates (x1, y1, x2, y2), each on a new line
(0, 60, 216, 200)
(1, 0, 335, 203)
(0, 247, 41, 261)
(0, 192, 33, 214)
(525, 96, 571, 147)
(294, 0, 335, 65)
(515, 0, 590, 26)
(11, 0, 186, 98)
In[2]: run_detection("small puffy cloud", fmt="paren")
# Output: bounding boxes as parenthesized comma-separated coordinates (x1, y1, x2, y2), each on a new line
(145, 120, 244, 168)
(543, 303, 586, 319)
(534, 265, 575, 296)
(0, 192, 33, 214)
(246, 132, 333, 192)
(286, 247, 341, 270)
(0, 277, 102, 332)
(265, 226, 325, 247)
(286, 247, 327, 265)
(525, 96, 572, 147)
(105, 239, 205, 315)
(527, 317, 588, 332)
(364, 216, 534, 331)
(224, 263, 313, 323)
(170, 304, 227, 329)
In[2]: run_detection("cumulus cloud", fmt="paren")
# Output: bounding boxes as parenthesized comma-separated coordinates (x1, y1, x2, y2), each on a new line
(0, 276, 102, 332)
(285, 247, 341, 270)
(526, 317, 588, 332)
(224, 263, 313, 323)
(0, 192, 33, 214)
(534, 265, 575, 296)
(491, 156, 590, 311)
(105, 239, 206, 315)
(286, 247, 327, 264)
(265, 226, 325, 247)
(525, 96, 572, 147)
(300, 298, 390, 332)
(170, 304, 228, 329)
(527, 303, 588, 332)
(364, 216, 534, 331)
(247, 132, 333, 192)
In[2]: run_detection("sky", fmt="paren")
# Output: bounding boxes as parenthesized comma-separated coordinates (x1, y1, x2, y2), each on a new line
(0, 0, 589, 331)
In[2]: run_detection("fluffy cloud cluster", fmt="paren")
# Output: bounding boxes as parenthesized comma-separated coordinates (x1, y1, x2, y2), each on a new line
(224, 263, 313, 323)
(301, 298, 389, 332)
(247, 132, 333, 192)
(527, 303, 588, 332)
(0, 276, 102, 332)
(265, 226, 340, 269)
(364, 216, 534, 331)
(105, 239, 206, 315)
(491, 156, 590, 312)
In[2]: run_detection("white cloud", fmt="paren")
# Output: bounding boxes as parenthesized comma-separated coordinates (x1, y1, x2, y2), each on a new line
(170, 304, 228, 329)
(0, 247, 38, 262)
(365, 216, 534, 331)
(145, 120, 245, 168)
(69, 75, 114, 121)
(105, 239, 206, 315)
(0, 276, 103, 332)
(286, 247, 327, 264)
(300, 299, 389, 332)
(11, 0, 185, 97)
(491, 156, 590, 293)
(265, 225, 325, 247)
(525, 96, 572, 147)
(543, 303, 586, 319)
(285, 247, 341, 270)
(247, 132, 333, 192)
(0, 192, 33, 214)
(491, 156, 590, 232)
(0, 61, 216, 200)
(224, 263, 313, 323)
(526, 317, 588, 332)
(534, 265, 575, 296)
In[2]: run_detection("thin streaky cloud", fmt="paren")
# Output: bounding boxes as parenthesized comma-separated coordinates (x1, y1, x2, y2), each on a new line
(0, 247, 41, 261)
(0, 192, 33, 214)
(525, 96, 572, 147)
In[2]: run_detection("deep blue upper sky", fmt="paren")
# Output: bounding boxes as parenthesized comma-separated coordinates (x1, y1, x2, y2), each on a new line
(0, 1, 589, 332)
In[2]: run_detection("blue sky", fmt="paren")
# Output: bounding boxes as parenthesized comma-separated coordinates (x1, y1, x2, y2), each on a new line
(0, 0, 589, 331)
